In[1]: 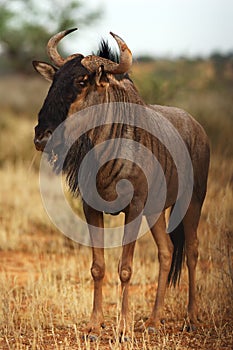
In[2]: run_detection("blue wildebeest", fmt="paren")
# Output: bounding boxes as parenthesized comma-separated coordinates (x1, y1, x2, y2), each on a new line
(33, 29, 210, 338)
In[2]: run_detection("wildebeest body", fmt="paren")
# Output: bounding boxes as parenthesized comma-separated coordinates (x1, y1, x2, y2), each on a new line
(33, 29, 210, 337)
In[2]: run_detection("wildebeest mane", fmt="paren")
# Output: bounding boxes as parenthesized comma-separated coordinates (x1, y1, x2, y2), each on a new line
(96, 40, 119, 63)
(63, 133, 94, 196)
(96, 40, 131, 81)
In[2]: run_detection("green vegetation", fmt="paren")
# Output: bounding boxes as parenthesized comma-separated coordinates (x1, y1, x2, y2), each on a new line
(0, 0, 101, 73)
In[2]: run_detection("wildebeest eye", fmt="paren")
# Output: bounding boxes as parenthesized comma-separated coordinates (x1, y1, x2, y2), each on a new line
(75, 75, 89, 88)
(79, 81, 86, 86)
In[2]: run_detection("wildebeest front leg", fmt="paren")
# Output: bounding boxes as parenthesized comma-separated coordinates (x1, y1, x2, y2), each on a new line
(118, 206, 143, 337)
(83, 203, 105, 336)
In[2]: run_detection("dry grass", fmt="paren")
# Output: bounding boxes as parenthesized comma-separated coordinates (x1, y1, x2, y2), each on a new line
(0, 68, 233, 348)
(0, 150, 232, 350)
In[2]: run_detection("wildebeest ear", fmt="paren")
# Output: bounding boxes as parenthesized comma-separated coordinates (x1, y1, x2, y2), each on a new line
(95, 65, 109, 87)
(32, 61, 57, 82)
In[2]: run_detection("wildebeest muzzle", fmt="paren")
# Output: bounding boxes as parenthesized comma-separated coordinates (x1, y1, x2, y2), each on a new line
(34, 129, 52, 151)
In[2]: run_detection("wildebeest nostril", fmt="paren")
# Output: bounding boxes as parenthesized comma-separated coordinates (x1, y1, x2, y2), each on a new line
(34, 137, 43, 151)
(34, 138, 40, 146)
(34, 137, 45, 150)
(34, 131, 52, 151)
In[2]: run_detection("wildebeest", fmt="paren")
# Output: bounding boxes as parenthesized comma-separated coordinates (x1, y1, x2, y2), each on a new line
(33, 28, 210, 338)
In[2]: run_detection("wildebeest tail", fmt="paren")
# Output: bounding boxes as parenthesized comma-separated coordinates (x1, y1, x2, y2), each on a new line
(167, 209, 185, 287)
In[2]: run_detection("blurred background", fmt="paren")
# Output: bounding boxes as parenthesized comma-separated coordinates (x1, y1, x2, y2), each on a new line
(0, 0, 233, 166)
(0, 1, 232, 347)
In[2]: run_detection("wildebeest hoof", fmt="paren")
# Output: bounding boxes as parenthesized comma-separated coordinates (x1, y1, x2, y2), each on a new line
(134, 324, 157, 333)
(83, 334, 98, 343)
(82, 333, 98, 342)
(182, 322, 197, 332)
(147, 326, 156, 334)
(89, 334, 98, 342)
(186, 323, 197, 332)
(119, 334, 130, 343)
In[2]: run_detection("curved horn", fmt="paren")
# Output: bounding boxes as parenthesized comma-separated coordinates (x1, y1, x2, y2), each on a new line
(81, 32, 132, 74)
(47, 28, 78, 67)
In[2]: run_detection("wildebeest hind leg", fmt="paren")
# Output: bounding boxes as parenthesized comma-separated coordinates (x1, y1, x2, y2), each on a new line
(183, 198, 202, 330)
(138, 212, 173, 332)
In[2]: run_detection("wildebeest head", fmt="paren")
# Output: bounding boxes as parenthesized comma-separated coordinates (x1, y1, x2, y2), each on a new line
(33, 28, 134, 152)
